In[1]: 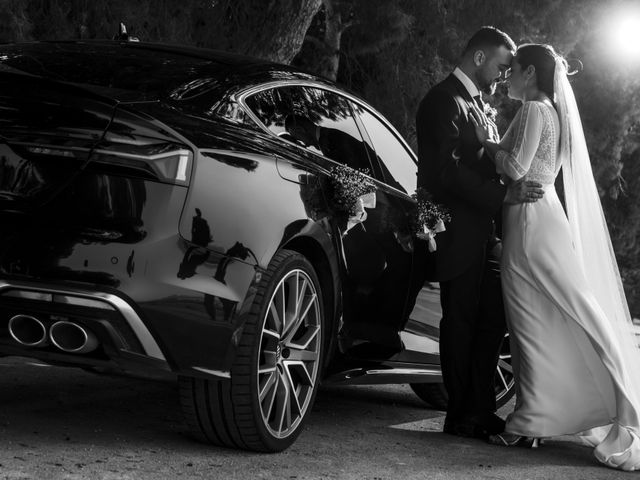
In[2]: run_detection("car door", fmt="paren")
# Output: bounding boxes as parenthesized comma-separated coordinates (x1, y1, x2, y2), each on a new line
(295, 90, 418, 352)
(350, 101, 440, 360)
(244, 83, 416, 351)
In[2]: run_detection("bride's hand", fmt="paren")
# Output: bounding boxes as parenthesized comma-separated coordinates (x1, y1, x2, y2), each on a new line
(469, 104, 490, 144)
(487, 119, 500, 142)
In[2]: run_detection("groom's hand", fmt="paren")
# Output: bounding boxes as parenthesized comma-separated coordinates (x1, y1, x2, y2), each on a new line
(504, 180, 544, 204)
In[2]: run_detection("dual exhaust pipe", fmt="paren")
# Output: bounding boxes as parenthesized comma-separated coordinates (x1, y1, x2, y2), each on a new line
(8, 314, 99, 354)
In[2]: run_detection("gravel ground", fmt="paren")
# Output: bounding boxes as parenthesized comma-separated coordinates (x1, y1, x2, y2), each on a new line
(0, 357, 631, 480)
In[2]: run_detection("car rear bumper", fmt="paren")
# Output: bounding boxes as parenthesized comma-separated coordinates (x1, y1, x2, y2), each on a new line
(0, 279, 172, 376)
(0, 269, 259, 380)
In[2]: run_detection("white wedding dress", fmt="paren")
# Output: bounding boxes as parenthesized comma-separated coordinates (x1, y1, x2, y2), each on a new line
(497, 99, 640, 470)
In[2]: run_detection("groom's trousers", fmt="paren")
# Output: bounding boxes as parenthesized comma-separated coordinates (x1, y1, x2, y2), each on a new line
(438, 247, 507, 423)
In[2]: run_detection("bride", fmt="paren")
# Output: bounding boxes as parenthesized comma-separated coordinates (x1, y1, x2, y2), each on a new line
(470, 43, 640, 471)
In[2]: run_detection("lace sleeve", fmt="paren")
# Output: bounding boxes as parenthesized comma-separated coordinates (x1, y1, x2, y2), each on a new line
(495, 102, 544, 180)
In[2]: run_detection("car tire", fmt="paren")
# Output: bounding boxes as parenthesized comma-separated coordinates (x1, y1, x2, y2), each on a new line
(410, 333, 514, 411)
(179, 249, 324, 452)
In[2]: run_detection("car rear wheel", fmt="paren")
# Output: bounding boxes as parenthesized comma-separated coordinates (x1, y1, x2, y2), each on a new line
(179, 249, 324, 452)
(410, 333, 514, 411)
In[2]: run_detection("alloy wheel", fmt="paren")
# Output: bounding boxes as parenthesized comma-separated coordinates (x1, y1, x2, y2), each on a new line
(495, 333, 514, 405)
(257, 268, 321, 439)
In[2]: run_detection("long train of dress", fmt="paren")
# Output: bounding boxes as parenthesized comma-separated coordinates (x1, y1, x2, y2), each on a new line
(498, 101, 640, 471)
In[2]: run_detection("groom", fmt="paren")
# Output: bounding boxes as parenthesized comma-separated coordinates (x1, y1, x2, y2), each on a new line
(416, 26, 544, 439)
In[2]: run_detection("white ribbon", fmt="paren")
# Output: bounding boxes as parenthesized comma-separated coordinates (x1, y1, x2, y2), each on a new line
(345, 192, 376, 234)
(417, 218, 446, 252)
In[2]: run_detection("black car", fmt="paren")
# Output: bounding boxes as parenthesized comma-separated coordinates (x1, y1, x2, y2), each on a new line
(0, 40, 514, 452)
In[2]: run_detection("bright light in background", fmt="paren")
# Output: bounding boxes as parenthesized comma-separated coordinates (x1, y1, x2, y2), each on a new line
(612, 17, 640, 56)
(606, 7, 640, 61)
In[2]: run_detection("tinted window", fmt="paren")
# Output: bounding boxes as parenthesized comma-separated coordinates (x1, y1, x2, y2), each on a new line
(352, 104, 417, 195)
(245, 86, 374, 172)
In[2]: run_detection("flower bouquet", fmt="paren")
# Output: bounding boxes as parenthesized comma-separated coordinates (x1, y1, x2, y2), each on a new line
(411, 187, 451, 252)
(327, 164, 377, 233)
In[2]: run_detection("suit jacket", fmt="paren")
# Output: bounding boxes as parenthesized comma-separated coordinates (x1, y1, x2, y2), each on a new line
(416, 74, 506, 282)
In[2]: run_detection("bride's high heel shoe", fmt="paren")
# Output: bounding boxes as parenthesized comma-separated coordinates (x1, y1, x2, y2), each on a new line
(488, 433, 543, 448)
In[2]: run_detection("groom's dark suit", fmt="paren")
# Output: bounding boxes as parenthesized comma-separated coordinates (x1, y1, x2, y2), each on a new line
(416, 72, 507, 434)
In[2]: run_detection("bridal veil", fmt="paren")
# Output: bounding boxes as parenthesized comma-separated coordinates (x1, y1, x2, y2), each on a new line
(556, 54, 640, 470)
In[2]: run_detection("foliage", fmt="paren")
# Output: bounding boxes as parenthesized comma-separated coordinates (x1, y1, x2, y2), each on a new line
(189, 0, 322, 63)
(0, 0, 31, 42)
(293, 0, 412, 81)
(0, 0, 321, 63)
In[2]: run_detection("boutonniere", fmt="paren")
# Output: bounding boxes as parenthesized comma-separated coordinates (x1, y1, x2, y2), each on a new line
(483, 103, 498, 122)
(411, 188, 451, 252)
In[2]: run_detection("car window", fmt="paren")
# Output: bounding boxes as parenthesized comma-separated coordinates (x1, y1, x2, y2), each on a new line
(351, 103, 417, 196)
(245, 86, 374, 173)
(208, 99, 259, 130)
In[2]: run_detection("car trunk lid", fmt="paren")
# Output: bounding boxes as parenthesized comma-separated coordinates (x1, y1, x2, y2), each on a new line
(0, 71, 117, 214)
(0, 71, 193, 216)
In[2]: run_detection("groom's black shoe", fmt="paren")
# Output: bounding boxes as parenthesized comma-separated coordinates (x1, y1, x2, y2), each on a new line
(443, 420, 489, 440)
(443, 413, 505, 439)
(465, 412, 506, 435)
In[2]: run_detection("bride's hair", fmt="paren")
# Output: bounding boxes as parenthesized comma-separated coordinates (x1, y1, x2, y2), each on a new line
(515, 44, 559, 101)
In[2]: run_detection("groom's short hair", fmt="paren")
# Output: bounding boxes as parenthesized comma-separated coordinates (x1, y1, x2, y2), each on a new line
(464, 26, 516, 54)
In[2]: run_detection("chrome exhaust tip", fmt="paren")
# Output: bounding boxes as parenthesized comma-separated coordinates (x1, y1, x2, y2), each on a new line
(49, 321, 99, 354)
(8, 314, 49, 347)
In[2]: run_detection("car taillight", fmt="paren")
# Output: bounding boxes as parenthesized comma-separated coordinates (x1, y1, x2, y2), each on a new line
(17, 143, 193, 186)
(92, 148, 192, 186)
(24, 146, 84, 158)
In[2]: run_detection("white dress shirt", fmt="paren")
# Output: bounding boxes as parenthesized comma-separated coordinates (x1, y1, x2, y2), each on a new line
(452, 67, 481, 99)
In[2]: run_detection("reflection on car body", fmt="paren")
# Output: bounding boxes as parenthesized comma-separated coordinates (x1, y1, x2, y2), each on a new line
(0, 40, 514, 452)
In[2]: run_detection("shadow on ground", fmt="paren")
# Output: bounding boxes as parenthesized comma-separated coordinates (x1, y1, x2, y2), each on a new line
(0, 357, 624, 480)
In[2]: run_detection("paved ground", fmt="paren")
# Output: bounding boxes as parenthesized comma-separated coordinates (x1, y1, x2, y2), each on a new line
(0, 357, 632, 480)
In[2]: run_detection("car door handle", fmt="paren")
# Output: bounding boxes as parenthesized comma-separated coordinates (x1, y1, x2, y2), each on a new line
(274, 155, 309, 185)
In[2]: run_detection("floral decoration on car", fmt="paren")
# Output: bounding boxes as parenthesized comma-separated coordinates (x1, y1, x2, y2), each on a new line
(411, 187, 451, 252)
(327, 164, 377, 233)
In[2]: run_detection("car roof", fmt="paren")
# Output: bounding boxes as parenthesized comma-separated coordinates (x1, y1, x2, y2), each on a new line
(0, 40, 331, 102)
